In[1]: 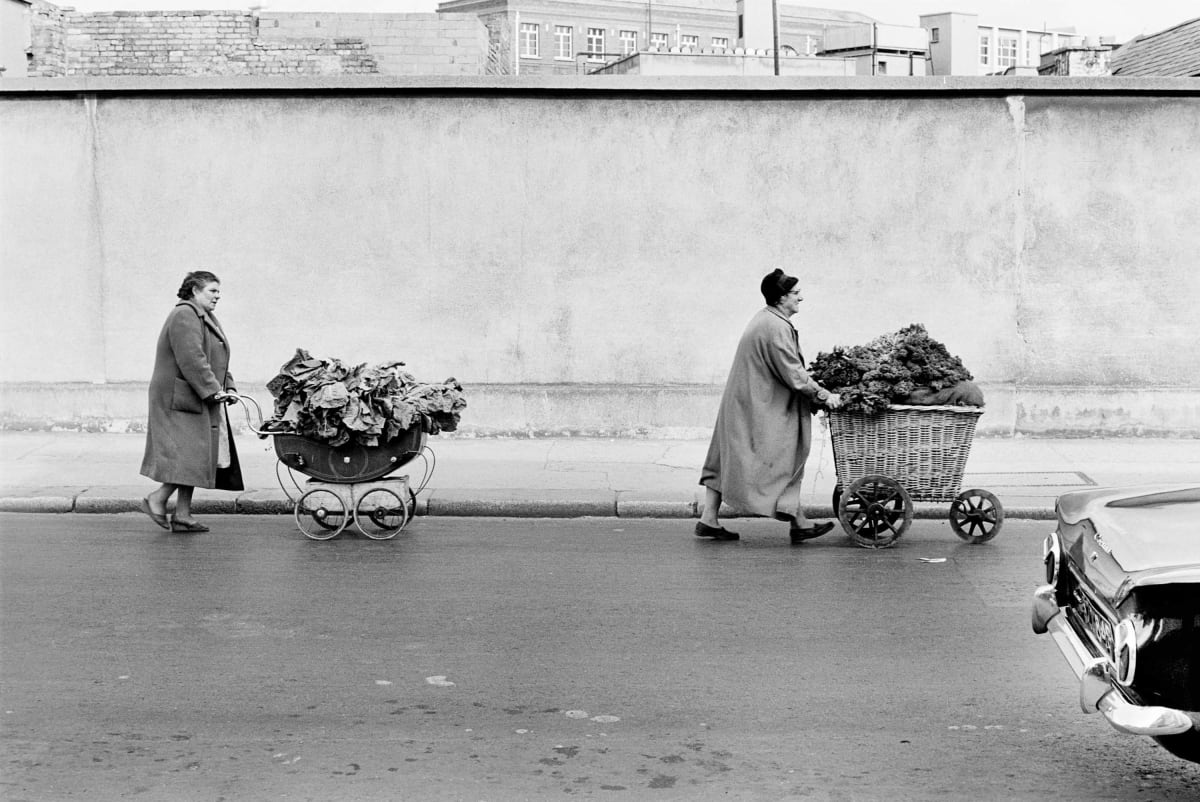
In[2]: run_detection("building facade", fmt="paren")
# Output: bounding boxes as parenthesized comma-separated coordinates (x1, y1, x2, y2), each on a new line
(1, 0, 33, 78)
(436, 0, 875, 75)
(817, 22, 929, 76)
(919, 11, 1084, 76)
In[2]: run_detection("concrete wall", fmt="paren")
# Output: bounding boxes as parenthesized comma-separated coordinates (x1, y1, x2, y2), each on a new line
(1, 76, 1198, 437)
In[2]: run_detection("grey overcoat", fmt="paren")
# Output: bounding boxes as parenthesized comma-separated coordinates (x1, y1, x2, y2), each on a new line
(700, 307, 831, 524)
(140, 300, 244, 490)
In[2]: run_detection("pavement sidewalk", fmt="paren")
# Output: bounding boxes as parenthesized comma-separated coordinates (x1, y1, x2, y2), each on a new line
(2, 429, 1197, 520)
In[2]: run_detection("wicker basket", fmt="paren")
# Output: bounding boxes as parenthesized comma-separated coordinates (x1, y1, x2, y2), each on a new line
(826, 404, 983, 503)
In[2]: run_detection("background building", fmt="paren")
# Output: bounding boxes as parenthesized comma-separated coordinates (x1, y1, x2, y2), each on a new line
(919, 11, 1083, 76)
(817, 22, 929, 76)
(436, 0, 875, 75)
(0, 0, 33, 78)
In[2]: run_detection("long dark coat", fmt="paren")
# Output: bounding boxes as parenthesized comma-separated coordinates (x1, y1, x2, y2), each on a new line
(700, 307, 831, 524)
(140, 300, 244, 490)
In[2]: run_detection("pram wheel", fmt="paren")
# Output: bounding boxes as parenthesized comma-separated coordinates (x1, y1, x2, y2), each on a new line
(838, 475, 912, 549)
(949, 489, 1004, 544)
(295, 488, 348, 540)
(355, 487, 409, 540)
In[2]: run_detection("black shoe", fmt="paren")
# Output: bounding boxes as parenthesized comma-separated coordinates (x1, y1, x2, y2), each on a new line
(695, 522, 740, 541)
(790, 521, 835, 544)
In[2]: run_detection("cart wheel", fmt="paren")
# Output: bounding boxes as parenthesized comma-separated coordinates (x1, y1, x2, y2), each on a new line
(355, 487, 409, 540)
(838, 475, 913, 549)
(949, 489, 1004, 544)
(295, 488, 348, 540)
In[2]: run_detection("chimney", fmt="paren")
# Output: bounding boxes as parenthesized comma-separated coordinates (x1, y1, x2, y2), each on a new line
(736, 0, 775, 50)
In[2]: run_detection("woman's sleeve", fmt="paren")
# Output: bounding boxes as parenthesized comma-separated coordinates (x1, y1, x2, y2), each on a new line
(166, 310, 223, 401)
(761, 324, 831, 403)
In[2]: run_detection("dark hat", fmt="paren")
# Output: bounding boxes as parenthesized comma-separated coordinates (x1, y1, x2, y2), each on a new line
(760, 269, 798, 305)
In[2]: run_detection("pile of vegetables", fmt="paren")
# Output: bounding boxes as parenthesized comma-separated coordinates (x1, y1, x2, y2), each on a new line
(809, 324, 977, 415)
(263, 349, 466, 447)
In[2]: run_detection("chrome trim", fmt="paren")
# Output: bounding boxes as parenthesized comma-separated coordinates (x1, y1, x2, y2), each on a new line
(1113, 618, 1138, 687)
(1032, 584, 1059, 635)
(1043, 531, 1062, 586)
(1031, 584, 1196, 737)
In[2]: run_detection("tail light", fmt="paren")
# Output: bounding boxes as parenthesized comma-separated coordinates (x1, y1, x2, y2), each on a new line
(1113, 618, 1137, 686)
(1043, 532, 1062, 585)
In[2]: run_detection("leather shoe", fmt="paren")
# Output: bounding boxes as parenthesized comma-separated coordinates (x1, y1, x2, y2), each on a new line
(140, 497, 170, 530)
(170, 518, 210, 533)
(790, 521, 835, 544)
(695, 521, 739, 541)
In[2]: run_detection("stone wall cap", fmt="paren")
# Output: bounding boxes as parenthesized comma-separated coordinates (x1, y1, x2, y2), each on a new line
(3, 75, 1200, 96)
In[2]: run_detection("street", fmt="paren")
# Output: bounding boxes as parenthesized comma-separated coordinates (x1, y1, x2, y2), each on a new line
(2, 513, 1198, 801)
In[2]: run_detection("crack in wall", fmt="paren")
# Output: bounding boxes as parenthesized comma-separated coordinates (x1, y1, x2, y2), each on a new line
(84, 94, 109, 384)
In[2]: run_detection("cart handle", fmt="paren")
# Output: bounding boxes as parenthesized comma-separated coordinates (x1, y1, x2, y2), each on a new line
(226, 393, 271, 438)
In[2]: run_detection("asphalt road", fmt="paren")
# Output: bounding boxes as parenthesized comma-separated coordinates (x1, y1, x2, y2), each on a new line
(2, 513, 1198, 801)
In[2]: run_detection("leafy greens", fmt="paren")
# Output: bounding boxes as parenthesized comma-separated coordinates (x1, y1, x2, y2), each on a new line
(810, 324, 976, 415)
(264, 348, 466, 447)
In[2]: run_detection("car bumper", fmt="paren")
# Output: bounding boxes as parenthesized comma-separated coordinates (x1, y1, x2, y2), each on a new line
(1032, 584, 1197, 737)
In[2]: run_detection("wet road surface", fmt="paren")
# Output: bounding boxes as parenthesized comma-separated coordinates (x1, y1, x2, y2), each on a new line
(2, 513, 1198, 800)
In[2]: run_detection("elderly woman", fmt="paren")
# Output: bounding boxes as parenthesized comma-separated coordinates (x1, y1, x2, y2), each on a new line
(697, 269, 842, 544)
(139, 271, 243, 532)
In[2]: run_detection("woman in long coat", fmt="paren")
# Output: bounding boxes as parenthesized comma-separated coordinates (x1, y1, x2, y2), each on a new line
(697, 269, 841, 544)
(139, 271, 243, 532)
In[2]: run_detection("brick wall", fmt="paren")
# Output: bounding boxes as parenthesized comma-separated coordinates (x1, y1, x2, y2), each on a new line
(258, 13, 488, 76)
(26, 4, 379, 77)
(28, 1, 66, 78)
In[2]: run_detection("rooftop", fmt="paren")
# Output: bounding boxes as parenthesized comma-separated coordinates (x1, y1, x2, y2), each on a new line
(1110, 16, 1200, 77)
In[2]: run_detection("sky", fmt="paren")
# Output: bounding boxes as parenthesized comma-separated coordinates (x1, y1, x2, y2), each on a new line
(58, 0, 1198, 43)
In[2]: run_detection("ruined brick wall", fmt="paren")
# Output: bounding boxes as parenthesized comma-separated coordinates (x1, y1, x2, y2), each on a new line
(27, 6, 378, 77)
(28, 1, 67, 77)
(258, 12, 488, 75)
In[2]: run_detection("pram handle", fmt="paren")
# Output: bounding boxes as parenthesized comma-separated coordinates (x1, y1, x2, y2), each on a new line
(226, 393, 271, 438)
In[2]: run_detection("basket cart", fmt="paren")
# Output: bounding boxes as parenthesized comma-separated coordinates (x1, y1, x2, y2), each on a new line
(826, 404, 1003, 549)
(230, 394, 435, 541)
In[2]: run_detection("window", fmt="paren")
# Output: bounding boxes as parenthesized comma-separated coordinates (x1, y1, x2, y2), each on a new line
(587, 27, 605, 59)
(876, 60, 887, 74)
(519, 22, 539, 58)
(650, 32, 668, 50)
(930, 27, 939, 44)
(619, 29, 637, 55)
(555, 25, 572, 60)
(681, 34, 698, 50)
(998, 35, 1017, 68)
(979, 34, 989, 65)
(711, 36, 728, 50)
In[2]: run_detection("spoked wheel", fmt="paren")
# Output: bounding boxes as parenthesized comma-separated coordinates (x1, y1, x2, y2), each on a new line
(354, 487, 409, 540)
(294, 488, 348, 540)
(838, 475, 913, 549)
(949, 489, 1004, 543)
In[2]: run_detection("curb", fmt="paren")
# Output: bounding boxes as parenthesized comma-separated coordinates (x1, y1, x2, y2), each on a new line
(0, 492, 1056, 520)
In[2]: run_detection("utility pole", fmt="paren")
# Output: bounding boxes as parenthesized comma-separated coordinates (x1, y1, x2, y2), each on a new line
(771, 0, 780, 75)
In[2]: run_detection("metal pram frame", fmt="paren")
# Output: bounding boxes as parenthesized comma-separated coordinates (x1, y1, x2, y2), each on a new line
(230, 394, 435, 540)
